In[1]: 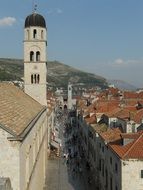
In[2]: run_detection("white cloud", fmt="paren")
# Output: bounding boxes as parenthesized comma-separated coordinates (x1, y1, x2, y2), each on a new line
(114, 58, 124, 65)
(47, 8, 63, 15)
(112, 58, 143, 67)
(56, 8, 63, 14)
(0, 17, 16, 27)
(47, 9, 53, 15)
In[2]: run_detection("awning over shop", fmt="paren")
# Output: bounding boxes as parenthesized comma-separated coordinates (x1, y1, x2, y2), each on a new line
(54, 137, 62, 144)
(54, 131, 59, 137)
(50, 141, 59, 149)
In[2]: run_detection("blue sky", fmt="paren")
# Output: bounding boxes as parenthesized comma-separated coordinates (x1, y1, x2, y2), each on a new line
(0, 0, 143, 87)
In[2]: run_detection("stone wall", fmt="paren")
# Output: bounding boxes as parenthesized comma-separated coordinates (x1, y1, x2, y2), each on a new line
(122, 159, 143, 190)
(0, 129, 19, 190)
(20, 110, 48, 190)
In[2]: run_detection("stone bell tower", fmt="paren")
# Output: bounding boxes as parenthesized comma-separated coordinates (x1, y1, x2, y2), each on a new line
(24, 10, 47, 106)
(68, 82, 72, 109)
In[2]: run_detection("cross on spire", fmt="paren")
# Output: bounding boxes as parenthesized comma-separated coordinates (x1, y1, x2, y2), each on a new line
(32, 0, 37, 13)
(34, 4, 37, 12)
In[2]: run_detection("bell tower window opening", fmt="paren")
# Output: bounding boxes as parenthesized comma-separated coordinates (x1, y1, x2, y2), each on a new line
(36, 51, 40, 61)
(34, 74, 36, 83)
(27, 29, 29, 40)
(41, 30, 44, 39)
(37, 74, 40, 83)
(31, 75, 33, 84)
(31, 74, 40, 84)
(33, 29, 37, 39)
(30, 51, 34, 61)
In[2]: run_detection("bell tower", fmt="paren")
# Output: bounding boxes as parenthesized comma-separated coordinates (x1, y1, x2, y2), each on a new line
(24, 10, 47, 106)
(68, 82, 72, 109)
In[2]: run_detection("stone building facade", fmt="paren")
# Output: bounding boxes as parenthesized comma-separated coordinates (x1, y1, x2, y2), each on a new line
(24, 12, 47, 106)
(0, 10, 54, 190)
(0, 83, 48, 190)
(77, 97, 143, 190)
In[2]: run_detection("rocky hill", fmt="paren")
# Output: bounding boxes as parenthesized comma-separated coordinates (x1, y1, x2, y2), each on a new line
(0, 58, 107, 88)
(107, 79, 137, 91)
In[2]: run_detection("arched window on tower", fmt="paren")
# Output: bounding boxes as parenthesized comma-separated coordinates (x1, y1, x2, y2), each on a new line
(33, 29, 37, 39)
(34, 74, 37, 84)
(36, 51, 40, 61)
(31, 75, 33, 84)
(37, 74, 40, 84)
(27, 29, 30, 40)
(30, 51, 34, 61)
(31, 74, 40, 84)
(41, 30, 44, 39)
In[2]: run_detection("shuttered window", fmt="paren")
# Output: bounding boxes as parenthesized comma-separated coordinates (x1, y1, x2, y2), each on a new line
(141, 170, 143, 178)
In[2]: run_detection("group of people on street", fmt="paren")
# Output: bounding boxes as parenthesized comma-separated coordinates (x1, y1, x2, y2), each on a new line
(56, 107, 93, 189)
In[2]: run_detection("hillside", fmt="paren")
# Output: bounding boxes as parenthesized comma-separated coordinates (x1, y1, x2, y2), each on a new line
(107, 79, 137, 91)
(0, 58, 107, 88)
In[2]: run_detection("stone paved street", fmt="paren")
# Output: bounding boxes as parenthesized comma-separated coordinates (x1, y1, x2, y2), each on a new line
(44, 109, 96, 190)
(45, 156, 88, 190)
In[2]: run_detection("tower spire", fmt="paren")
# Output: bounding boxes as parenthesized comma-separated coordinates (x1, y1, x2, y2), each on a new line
(34, 4, 37, 13)
(32, 0, 37, 13)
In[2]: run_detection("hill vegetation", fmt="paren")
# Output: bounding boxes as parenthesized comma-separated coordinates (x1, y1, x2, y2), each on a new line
(0, 58, 108, 88)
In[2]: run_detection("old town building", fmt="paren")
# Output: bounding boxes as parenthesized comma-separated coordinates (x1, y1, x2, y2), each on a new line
(77, 87, 143, 190)
(0, 10, 55, 190)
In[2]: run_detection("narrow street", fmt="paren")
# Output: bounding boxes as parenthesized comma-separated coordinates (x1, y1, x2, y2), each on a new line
(44, 109, 95, 190)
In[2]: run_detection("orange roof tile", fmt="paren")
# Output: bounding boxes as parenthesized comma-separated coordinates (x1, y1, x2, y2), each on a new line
(109, 131, 143, 159)
(100, 127, 122, 143)
(85, 114, 97, 124)
(123, 91, 138, 99)
(95, 100, 120, 113)
(132, 109, 143, 123)
(0, 83, 45, 136)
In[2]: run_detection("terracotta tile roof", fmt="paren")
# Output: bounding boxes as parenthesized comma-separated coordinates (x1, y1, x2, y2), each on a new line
(83, 103, 96, 114)
(95, 100, 120, 113)
(114, 109, 130, 120)
(120, 133, 139, 139)
(100, 127, 122, 143)
(77, 99, 87, 109)
(0, 83, 45, 136)
(91, 123, 108, 133)
(109, 131, 143, 159)
(85, 114, 97, 124)
(123, 91, 138, 99)
(108, 87, 119, 96)
(123, 99, 140, 106)
(138, 91, 143, 98)
(132, 109, 143, 123)
(124, 106, 137, 111)
(105, 107, 121, 117)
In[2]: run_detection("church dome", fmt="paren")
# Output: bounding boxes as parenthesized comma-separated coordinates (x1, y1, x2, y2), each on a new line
(25, 13, 46, 28)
